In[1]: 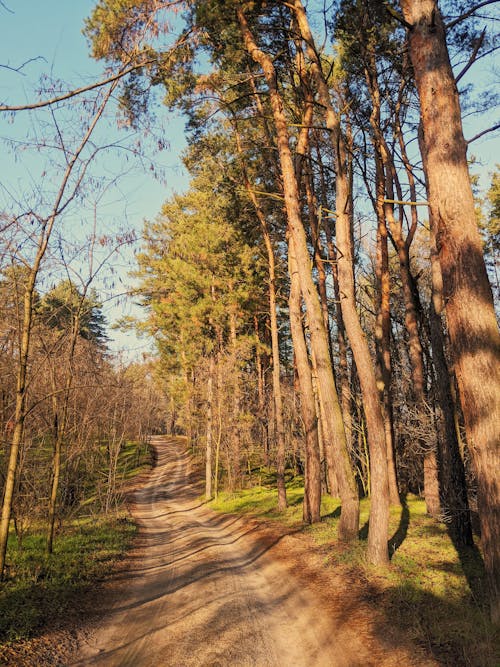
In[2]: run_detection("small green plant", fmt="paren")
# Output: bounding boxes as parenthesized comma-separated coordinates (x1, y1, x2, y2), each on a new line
(0, 515, 135, 642)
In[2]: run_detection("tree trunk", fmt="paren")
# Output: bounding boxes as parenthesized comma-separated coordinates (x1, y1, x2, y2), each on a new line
(229, 310, 242, 490)
(0, 283, 32, 577)
(364, 55, 400, 508)
(235, 132, 287, 511)
(428, 210, 473, 546)
(374, 153, 400, 507)
(205, 355, 215, 500)
(323, 207, 353, 457)
(237, 6, 359, 540)
(401, 0, 500, 623)
(289, 238, 322, 523)
(294, 89, 339, 507)
(292, 0, 388, 562)
(266, 252, 287, 511)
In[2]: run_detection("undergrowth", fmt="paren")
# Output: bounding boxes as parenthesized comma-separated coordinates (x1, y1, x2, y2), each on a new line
(0, 438, 151, 644)
(211, 477, 499, 667)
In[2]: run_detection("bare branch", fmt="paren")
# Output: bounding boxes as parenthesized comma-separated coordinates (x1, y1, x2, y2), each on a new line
(0, 56, 46, 76)
(0, 59, 150, 112)
(455, 28, 486, 83)
(467, 122, 500, 144)
(446, 0, 500, 30)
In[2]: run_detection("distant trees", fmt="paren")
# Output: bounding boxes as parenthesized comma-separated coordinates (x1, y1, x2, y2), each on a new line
(0, 36, 168, 576)
(0, 269, 165, 559)
(134, 155, 269, 497)
(80, 0, 500, 621)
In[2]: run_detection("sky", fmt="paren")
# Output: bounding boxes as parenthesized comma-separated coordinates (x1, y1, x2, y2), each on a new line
(0, 1, 190, 359)
(0, 1, 498, 360)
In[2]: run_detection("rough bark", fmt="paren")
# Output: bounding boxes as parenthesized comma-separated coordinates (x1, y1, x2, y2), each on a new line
(401, 0, 500, 622)
(429, 207, 473, 546)
(292, 0, 388, 562)
(237, 6, 359, 540)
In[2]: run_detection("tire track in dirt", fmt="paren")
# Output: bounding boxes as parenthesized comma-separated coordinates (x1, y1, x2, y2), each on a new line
(73, 436, 435, 667)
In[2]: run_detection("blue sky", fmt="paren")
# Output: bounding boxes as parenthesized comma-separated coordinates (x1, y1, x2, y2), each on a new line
(0, 1, 189, 359)
(0, 2, 498, 359)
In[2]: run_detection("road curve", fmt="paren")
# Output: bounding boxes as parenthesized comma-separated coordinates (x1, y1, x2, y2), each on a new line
(73, 436, 428, 667)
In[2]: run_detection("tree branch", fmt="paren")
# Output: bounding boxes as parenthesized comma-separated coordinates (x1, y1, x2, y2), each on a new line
(446, 0, 499, 30)
(0, 59, 151, 112)
(467, 122, 500, 145)
(0, 56, 46, 76)
(455, 28, 486, 83)
(384, 2, 414, 30)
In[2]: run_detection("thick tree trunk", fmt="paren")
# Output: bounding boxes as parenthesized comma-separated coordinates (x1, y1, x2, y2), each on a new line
(292, 0, 388, 562)
(237, 7, 359, 540)
(289, 239, 322, 523)
(429, 215, 473, 546)
(401, 0, 500, 623)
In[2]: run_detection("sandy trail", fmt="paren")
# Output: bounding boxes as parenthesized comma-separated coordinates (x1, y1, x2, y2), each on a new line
(73, 436, 430, 667)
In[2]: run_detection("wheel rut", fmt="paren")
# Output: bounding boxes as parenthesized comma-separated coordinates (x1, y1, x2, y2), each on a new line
(73, 436, 434, 667)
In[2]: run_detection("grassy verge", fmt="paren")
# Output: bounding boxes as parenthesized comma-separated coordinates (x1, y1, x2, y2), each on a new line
(0, 515, 135, 642)
(211, 480, 499, 667)
(0, 438, 151, 645)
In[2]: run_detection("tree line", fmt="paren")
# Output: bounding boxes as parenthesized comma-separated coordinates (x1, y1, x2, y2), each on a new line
(1, 0, 499, 626)
(88, 0, 498, 621)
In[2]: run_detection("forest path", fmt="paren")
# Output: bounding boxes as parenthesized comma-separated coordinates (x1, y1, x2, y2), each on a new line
(73, 436, 433, 667)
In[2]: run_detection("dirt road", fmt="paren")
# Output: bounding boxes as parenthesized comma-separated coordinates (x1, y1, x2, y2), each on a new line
(74, 436, 433, 667)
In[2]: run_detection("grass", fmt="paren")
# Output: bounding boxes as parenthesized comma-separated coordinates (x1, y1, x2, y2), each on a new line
(210, 477, 499, 666)
(0, 515, 135, 642)
(0, 438, 151, 644)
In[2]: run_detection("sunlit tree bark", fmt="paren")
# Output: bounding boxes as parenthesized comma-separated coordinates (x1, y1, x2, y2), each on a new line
(401, 0, 500, 622)
(237, 5, 359, 540)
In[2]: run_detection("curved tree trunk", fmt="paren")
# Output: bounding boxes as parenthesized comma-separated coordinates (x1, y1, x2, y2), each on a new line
(292, 0, 388, 563)
(401, 0, 500, 623)
(237, 7, 359, 540)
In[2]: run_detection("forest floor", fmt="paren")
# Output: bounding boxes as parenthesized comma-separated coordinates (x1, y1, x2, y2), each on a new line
(66, 435, 440, 667)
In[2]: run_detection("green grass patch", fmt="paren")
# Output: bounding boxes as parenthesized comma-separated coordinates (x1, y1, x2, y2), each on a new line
(0, 438, 151, 644)
(211, 481, 499, 666)
(0, 514, 135, 642)
(116, 439, 152, 482)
